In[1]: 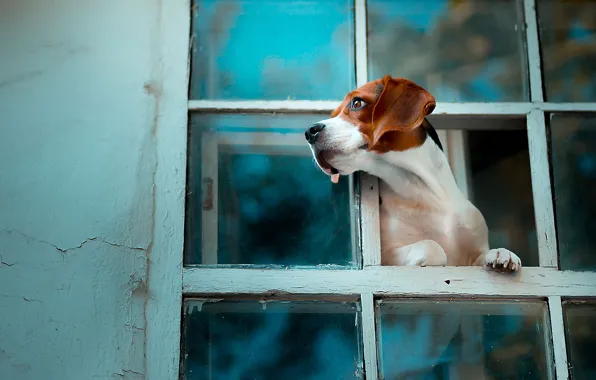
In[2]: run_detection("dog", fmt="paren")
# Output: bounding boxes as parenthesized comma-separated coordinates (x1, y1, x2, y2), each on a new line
(305, 75, 521, 272)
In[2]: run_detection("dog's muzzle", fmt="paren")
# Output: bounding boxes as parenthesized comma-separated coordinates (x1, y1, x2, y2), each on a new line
(305, 122, 341, 183)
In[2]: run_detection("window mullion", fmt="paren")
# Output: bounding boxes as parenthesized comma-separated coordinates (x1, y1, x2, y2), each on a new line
(183, 267, 596, 297)
(355, 0, 381, 267)
(360, 175, 381, 266)
(548, 296, 570, 380)
(523, 0, 545, 102)
(188, 100, 538, 115)
(361, 293, 379, 380)
(527, 109, 558, 267)
(354, 0, 368, 88)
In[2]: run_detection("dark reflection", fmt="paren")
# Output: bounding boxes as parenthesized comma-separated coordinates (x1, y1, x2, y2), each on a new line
(218, 153, 352, 265)
(564, 302, 596, 380)
(183, 300, 363, 379)
(367, 0, 528, 102)
(538, 0, 596, 102)
(184, 114, 355, 266)
(377, 301, 549, 380)
(468, 129, 538, 267)
(550, 114, 596, 271)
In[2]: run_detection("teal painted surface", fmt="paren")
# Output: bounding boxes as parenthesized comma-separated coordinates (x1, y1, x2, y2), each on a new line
(0, 0, 163, 378)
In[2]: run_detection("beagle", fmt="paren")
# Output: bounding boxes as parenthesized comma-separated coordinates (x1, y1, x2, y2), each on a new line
(305, 75, 521, 272)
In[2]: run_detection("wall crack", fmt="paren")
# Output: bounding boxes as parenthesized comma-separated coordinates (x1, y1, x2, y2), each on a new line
(0, 253, 15, 267)
(0, 229, 147, 253)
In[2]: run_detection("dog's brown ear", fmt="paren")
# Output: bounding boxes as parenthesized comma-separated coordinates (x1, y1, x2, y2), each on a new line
(331, 103, 343, 118)
(371, 75, 436, 147)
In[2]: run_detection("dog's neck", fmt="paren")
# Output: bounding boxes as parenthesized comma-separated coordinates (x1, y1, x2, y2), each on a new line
(360, 137, 466, 207)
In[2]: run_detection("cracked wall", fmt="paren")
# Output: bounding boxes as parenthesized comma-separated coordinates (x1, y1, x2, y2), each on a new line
(0, 0, 162, 378)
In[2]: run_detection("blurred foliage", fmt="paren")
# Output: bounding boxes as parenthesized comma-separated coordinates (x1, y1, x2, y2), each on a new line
(538, 0, 596, 102)
(367, 0, 528, 101)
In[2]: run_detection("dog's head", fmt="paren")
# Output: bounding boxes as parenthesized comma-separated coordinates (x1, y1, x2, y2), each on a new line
(305, 75, 436, 180)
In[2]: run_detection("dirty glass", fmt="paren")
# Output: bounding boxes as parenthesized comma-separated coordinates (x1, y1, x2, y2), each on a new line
(182, 299, 363, 379)
(185, 113, 357, 266)
(564, 301, 596, 380)
(189, 0, 355, 100)
(537, 1, 596, 102)
(367, 0, 528, 102)
(377, 300, 550, 379)
(549, 114, 596, 271)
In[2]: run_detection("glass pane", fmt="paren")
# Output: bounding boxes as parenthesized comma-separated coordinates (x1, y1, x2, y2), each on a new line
(185, 113, 357, 266)
(467, 128, 539, 267)
(549, 113, 596, 271)
(367, 0, 528, 102)
(537, 1, 596, 102)
(421, 117, 538, 266)
(377, 300, 550, 379)
(189, 0, 355, 100)
(182, 300, 363, 379)
(564, 301, 596, 380)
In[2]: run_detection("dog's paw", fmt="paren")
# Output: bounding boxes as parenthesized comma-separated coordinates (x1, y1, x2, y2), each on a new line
(402, 240, 448, 267)
(484, 248, 522, 273)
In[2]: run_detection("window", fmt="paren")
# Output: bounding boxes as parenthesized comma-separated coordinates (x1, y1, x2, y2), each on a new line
(563, 301, 596, 380)
(147, 0, 596, 379)
(183, 299, 363, 378)
(537, 0, 596, 102)
(185, 113, 358, 267)
(377, 300, 550, 379)
(367, 0, 529, 102)
(549, 113, 596, 271)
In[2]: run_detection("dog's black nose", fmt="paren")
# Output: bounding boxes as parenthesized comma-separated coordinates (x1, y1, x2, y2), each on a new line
(305, 123, 325, 144)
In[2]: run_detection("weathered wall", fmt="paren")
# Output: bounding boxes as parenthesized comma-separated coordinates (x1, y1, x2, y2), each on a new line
(0, 0, 171, 378)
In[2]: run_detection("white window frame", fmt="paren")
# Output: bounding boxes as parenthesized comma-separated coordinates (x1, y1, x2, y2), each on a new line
(148, 0, 596, 379)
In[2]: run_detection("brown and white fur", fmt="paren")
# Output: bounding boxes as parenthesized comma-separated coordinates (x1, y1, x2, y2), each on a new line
(305, 75, 521, 272)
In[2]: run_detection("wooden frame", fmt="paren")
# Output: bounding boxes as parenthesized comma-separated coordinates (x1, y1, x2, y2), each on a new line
(148, 0, 596, 379)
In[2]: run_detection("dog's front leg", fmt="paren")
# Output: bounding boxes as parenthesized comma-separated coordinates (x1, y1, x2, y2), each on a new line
(382, 240, 448, 266)
(473, 248, 522, 272)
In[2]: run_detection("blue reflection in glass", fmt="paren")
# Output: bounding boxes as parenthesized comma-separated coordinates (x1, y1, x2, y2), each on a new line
(378, 301, 549, 379)
(190, 0, 355, 100)
(183, 301, 362, 379)
(185, 114, 355, 266)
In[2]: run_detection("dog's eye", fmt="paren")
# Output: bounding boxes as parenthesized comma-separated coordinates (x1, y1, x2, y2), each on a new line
(349, 97, 367, 110)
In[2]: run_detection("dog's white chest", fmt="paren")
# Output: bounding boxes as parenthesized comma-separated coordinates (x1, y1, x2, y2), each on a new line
(378, 179, 487, 266)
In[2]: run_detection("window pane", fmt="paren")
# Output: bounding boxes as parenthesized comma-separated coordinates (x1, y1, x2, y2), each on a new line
(182, 300, 363, 379)
(421, 117, 538, 266)
(549, 113, 596, 271)
(537, 1, 596, 102)
(185, 113, 357, 266)
(367, 0, 528, 102)
(467, 127, 539, 267)
(564, 301, 596, 380)
(189, 0, 355, 100)
(377, 300, 550, 379)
